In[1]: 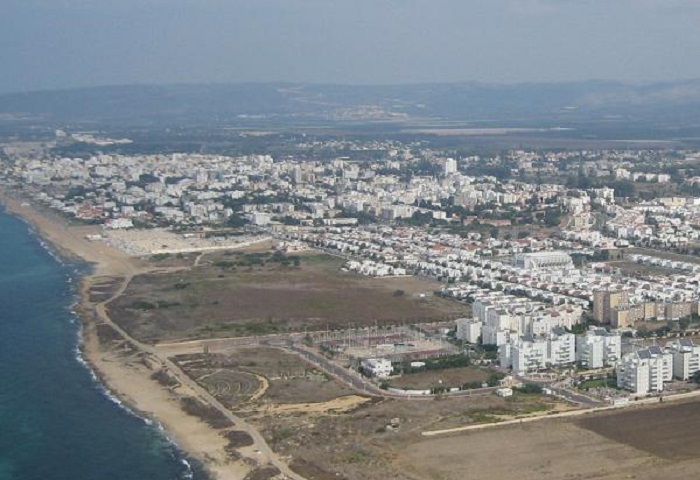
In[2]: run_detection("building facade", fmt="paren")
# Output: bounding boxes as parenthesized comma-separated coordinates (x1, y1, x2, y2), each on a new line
(616, 346, 672, 395)
(575, 327, 621, 369)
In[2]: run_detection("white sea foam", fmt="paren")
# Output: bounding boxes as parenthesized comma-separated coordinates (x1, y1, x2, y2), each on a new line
(20, 215, 201, 480)
(180, 459, 195, 479)
(71, 316, 198, 478)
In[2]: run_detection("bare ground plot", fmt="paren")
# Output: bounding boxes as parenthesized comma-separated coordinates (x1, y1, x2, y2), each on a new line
(395, 420, 656, 480)
(389, 367, 490, 390)
(394, 400, 700, 480)
(85, 276, 123, 303)
(577, 401, 700, 460)
(173, 353, 264, 410)
(264, 377, 356, 405)
(146, 252, 199, 269)
(108, 253, 466, 342)
(628, 247, 700, 265)
(219, 346, 358, 404)
(606, 260, 678, 277)
(174, 347, 357, 407)
(256, 394, 565, 480)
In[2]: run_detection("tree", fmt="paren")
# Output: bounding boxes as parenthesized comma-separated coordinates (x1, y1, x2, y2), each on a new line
(227, 213, 248, 228)
(693, 371, 700, 385)
(612, 180, 636, 198)
(679, 317, 691, 331)
(544, 208, 562, 227)
(281, 216, 300, 225)
(517, 383, 543, 394)
(138, 172, 159, 184)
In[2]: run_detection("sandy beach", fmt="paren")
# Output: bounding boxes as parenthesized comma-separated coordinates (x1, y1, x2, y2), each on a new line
(0, 187, 256, 480)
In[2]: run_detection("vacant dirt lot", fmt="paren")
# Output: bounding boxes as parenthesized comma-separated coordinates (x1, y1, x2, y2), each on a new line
(391, 399, 700, 480)
(256, 390, 567, 480)
(629, 247, 700, 265)
(109, 252, 467, 342)
(86, 276, 123, 303)
(389, 367, 490, 390)
(396, 420, 652, 480)
(578, 401, 700, 460)
(607, 260, 677, 277)
(173, 347, 358, 408)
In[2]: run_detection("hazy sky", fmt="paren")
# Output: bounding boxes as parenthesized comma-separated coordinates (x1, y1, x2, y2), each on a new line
(2, 0, 700, 93)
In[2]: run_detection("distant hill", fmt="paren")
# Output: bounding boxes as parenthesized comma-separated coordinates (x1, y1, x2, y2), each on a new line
(2, 80, 700, 128)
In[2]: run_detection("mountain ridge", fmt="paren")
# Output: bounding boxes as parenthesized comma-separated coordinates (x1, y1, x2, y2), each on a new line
(3, 80, 700, 127)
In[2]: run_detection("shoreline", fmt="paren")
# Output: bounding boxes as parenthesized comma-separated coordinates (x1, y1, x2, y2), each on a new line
(8, 186, 700, 480)
(0, 187, 253, 480)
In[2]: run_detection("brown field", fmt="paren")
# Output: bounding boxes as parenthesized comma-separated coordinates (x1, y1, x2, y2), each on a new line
(628, 247, 700, 265)
(390, 400, 700, 480)
(577, 401, 700, 460)
(161, 341, 567, 480)
(166, 346, 579, 480)
(253, 389, 565, 480)
(173, 347, 357, 408)
(144, 251, 200, 268)
(389, 367, 490, 390)
(108, 253, 467, 342)
(86, 276, 123, 303)
(396, 420, 650, 480)
(607, 260, 677, 277)
(264, 377, 356, 405)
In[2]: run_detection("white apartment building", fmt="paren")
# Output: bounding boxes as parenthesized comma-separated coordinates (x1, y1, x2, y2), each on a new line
(529, 307, 582, 336)
(670, 339, 700, 381)
(482, 308, 519, 345)
(575, 327, 622, 369)
(549, 328, 576, 366)
(480, 305, 582, 346)
(455, 318, 482, 343)
(512, 336, 549, 373)
(483, 325, 512, 346)
(616, 346, 673, 395)
(443, 158, 458, 176)
(500, 329, 576, 373)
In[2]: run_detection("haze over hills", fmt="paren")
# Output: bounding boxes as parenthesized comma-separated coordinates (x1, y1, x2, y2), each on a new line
(3, 80, 700, 131)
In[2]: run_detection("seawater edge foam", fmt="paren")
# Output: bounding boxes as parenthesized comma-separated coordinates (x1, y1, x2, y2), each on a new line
(18, 209, 200, 480)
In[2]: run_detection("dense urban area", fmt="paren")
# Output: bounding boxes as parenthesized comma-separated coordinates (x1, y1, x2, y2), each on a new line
(5, 132, 700, 479)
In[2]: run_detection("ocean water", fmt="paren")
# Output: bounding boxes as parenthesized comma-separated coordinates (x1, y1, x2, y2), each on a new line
(0, 208, 206, 480)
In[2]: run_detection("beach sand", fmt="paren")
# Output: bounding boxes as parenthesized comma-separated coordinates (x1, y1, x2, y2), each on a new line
(0, 187, 253, 480)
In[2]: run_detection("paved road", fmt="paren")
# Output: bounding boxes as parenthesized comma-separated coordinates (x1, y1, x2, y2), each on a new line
(289, 344, 501, 400)
(289, 344, 387, 396)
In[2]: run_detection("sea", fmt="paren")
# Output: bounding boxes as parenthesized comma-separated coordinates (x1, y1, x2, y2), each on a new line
(0, 207, 207, 480)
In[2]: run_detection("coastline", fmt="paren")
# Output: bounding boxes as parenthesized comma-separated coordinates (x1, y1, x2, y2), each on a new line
(0, 187, 252, 480)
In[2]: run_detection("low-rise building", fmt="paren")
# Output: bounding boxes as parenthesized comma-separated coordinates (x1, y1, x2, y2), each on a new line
(360, 358, 393, 378)
(513, 251, 574, 271)
(495, 387, 513, 397)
